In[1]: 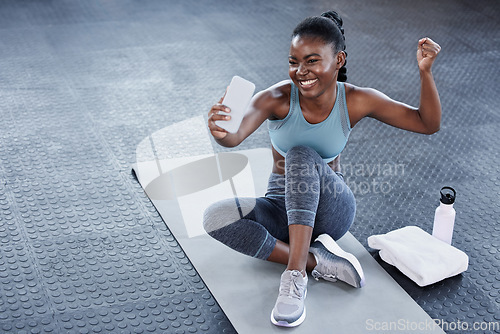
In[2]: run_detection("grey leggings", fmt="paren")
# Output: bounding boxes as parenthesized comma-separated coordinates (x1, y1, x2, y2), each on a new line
(203, 145, 356, 260)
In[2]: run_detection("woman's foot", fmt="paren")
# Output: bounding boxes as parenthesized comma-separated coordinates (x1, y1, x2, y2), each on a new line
(309, 234, 365, 288)
(270, 270, 308, 327)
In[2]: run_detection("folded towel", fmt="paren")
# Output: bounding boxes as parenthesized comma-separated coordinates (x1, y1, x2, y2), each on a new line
(367, 226, 469, 287)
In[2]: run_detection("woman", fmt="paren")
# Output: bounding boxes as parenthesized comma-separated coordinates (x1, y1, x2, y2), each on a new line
(204, 11, 441, 328)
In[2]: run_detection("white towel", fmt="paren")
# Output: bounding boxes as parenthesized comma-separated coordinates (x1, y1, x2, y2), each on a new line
(367, 226, 469, 287)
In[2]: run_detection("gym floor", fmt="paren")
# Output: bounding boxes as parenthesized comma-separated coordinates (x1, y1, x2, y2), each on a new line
(0, 0, 499, 333)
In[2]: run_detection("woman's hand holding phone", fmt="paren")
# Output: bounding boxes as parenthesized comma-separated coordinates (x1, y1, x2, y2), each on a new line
(208, 76, 255, 140)
(208, 94, 231, 140)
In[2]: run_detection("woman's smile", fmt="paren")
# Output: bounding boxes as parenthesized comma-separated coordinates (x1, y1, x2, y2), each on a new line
(298, 78, 318, 89)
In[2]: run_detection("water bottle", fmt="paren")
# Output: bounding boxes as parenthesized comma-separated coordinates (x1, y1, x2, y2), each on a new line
(432, 187, 456, 244)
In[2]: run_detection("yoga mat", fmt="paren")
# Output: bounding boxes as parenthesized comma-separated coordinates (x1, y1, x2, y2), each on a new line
(132, 120, 445, 333)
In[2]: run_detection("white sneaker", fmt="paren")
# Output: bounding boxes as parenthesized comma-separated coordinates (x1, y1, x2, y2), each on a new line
(270, 270, 308, 327)
(310, 234, 365, 288)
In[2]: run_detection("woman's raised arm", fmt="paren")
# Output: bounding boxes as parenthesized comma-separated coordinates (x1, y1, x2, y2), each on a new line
(348, 38, 441, 134)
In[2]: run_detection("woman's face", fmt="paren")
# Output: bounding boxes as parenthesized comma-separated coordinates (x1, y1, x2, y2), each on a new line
(288, 35, 341, 99)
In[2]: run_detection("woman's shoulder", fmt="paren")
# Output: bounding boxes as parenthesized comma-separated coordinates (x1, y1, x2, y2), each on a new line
(253, 80, 292, 119)
(343, 82, 388, 126)
(261, 80, 292, 102)
(343, 82, 380, 101)
(343, 82, 362, 97)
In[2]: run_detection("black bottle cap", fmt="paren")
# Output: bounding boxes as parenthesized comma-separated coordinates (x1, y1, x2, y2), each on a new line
(440, 186, 456, 204)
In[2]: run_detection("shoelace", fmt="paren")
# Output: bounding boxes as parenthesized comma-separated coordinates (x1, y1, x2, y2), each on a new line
(280, 272, 304, 300)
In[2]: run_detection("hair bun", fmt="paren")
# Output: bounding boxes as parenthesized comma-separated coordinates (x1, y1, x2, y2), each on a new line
(321, 11, 344, 34)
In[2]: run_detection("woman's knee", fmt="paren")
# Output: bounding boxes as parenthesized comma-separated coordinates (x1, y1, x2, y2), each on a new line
(203, 199, 232, 234)
(203, 202, 218, 234)
(203, 197, 256, 234)
(286, 145, 320, 162)
(285, 146, 324, 176)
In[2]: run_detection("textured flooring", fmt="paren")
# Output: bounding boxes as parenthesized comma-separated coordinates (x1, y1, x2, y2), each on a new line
(0, 0, 499, 333)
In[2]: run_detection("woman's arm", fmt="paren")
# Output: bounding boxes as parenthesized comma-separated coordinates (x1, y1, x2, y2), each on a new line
(415, 37, 442, 133)
(208, 81, 289, 147)
(349, 38, 442, 134)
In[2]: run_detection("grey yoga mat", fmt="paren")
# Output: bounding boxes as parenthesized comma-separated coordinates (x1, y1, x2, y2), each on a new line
(132, 118, 444, 333)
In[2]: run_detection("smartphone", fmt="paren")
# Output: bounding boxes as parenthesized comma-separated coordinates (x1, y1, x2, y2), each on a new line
(215, 76, 256, 134)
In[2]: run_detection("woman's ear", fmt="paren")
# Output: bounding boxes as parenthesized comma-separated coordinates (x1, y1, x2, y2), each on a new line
(336, 51, 346, 68)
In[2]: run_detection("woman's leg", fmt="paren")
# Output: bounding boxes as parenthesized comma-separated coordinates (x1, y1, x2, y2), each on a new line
(203, 195, 289, 260)
(267, 226, 317, 273)
(281, 146, 355, 269)
(283, 146, 363, 287)
(271, 145, 361, 326)
(204, 146, 357, 275)
(277, 145, 363, 286)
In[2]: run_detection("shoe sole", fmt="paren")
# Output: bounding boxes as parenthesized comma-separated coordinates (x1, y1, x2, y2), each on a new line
(270, 306, 306, 327)
(315, 234, 365, 288)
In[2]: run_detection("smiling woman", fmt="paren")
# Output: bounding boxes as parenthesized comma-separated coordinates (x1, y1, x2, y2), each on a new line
(204, 10, 442, 328)
(289, 11, 347, 89)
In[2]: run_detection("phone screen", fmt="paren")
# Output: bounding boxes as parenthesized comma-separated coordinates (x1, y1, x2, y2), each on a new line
(215, 76, 256, 133)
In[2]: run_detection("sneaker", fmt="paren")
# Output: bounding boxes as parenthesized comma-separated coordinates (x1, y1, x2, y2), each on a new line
(270, 270, 308, 327)
(310, 234, 365, 288)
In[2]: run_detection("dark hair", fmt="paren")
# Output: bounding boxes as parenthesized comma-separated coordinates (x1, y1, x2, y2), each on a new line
(292, 11, 348, 82)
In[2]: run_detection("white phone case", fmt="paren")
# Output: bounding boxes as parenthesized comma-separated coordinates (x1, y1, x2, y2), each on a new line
(215, 76, 255, 134)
